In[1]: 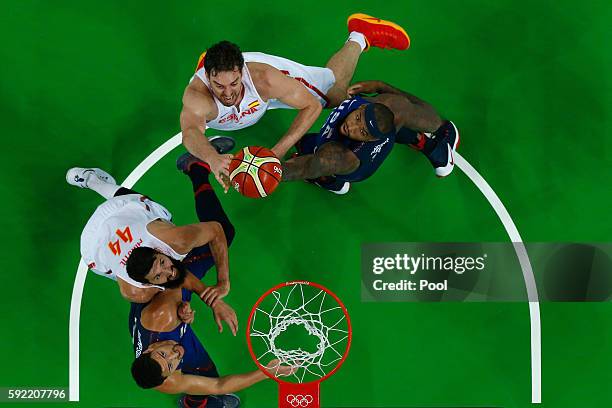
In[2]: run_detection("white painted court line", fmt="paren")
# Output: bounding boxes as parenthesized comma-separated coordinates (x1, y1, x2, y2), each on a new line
(69, 139, 541, 404)
(69, 133, 182, 401)
(455, 152, 541, 404)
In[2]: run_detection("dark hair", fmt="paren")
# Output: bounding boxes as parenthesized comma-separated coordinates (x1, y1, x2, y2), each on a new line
(131, 353, 165, 389)
(204, 41, 244, 76)
(372, 103, 395, 135)
(126, 247, 157, 284)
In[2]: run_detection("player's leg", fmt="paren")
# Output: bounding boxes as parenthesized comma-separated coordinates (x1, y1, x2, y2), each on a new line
(324, 39, 363, 107)
(66, 167, 155, 200)
(66, 167, 121, 198)
(325, 14, 411, 107)
(177, 138, 236, 244)
(177, 137, 236, 279)
(372, 89, 460, 177)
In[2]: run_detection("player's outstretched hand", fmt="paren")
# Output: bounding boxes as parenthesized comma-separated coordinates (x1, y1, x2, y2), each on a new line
(199, 281, 230, 307)
(178, 301, 196, 324)
(265, 359, 298, 377)
(212, 299, 238, 336)
(209, 153, 233, 192)
(347, 80, 385, 97)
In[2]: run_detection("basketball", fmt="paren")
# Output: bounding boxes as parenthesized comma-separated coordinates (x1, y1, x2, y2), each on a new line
(229, 146, 283, 198)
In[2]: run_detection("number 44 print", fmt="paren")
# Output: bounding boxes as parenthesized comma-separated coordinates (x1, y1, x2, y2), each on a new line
(108, 226, 133, 255)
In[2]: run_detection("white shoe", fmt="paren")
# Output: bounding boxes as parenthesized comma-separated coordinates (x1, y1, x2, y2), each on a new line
(66, 167, 116, 188)
(306, 177, 351, 195)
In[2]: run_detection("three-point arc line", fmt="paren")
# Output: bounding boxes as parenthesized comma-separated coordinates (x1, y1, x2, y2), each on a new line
(68, 134, 542, 404)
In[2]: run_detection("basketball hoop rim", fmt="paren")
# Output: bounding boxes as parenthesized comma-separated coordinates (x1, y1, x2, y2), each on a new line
(246, 280, 353, 385)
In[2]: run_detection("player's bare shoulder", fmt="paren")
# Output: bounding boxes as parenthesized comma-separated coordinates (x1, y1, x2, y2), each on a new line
(246, 61, 279, 100)
(145, 220, 190, 254)
(154, 370, 184, 394)
(145, 219, 175, 235)
(182, 78, 218, 123)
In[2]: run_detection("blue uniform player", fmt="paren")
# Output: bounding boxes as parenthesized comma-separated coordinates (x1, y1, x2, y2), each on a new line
(284, 95, 396, 194)
(130, 286, 292, 407)
(283, 80, 460, 194)
(130, 288, 230, 407)
(129, 152, 295, 407)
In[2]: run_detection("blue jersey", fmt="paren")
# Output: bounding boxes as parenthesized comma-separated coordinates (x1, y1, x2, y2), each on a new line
(129, 289, 218, 377)
(306, 96, 395, 182)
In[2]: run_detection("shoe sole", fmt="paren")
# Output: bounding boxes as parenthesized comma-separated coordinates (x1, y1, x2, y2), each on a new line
(334, 181, 351, 195)
(347, 13, 410, 50)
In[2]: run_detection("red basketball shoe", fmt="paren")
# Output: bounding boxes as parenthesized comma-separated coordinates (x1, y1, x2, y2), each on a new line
(347, 13, 410, 51)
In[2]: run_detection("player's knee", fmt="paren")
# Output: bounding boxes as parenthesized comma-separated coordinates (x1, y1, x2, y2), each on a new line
(325, 88, 347, 108)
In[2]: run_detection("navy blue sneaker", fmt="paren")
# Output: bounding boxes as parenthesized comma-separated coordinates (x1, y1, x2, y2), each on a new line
(306, 175, 351, 195)
(423, 120, 460, 177)
(176, 152, 210, 173)
(208, 135, 235, 154)
(208, 394, 240, 408)
(176, 136, 235, 173)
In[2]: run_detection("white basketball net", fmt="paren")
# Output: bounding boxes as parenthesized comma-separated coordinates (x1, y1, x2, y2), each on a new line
(250, 283, 350, 383)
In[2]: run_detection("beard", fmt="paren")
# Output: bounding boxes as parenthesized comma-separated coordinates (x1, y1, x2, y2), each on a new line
(159, 257, 187, 289)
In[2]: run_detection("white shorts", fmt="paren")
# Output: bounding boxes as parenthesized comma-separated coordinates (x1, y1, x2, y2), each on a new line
(243, 52, 336, 109)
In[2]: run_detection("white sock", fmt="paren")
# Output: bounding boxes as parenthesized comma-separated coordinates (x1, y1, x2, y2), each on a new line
(346, 31, 367, 52)
(86, 173, 121, 199)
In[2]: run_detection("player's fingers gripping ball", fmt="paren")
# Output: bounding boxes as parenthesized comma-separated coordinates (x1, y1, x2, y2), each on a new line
(229, 146, 282, 198)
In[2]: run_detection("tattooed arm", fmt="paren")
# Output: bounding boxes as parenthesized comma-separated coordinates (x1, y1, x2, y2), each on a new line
(348, 80, 442, 132)
(282, 142, 360, 181)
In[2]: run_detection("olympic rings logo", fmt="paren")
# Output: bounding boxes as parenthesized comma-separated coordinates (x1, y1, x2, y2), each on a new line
(286, 394, 314, 407)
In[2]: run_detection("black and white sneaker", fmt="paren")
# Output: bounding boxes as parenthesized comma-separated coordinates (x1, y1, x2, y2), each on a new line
(176, 136, 235, 173)
(208, 135, 235, 154)
(176, 152, 210, 173)
(423, 121, 460, 177)
(306, 176, 351, 195)
(65, 167, 116, 188)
